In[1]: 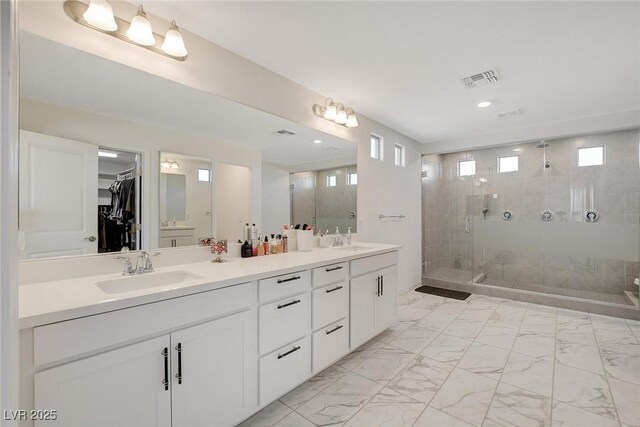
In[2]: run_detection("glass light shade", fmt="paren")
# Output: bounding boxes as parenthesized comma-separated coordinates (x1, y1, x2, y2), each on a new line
(346, 113, 359, 128)
(161, 21, 188, 57)
(126, 6, 156, 46)
(83, 0, 117, 31)
(323, 103, 337, 120)
(335, 109, 348, 124)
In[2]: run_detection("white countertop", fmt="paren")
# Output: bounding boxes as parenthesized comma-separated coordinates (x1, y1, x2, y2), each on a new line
(19, 243, 400, 329)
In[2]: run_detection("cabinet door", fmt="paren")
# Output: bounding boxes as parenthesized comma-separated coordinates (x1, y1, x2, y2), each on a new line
(376, 266, 397, 331)
(171, 310, 257, 427)
(34, 335, 171, 427)
(350, 272, 378, 349)
(174, 236, 195, 247)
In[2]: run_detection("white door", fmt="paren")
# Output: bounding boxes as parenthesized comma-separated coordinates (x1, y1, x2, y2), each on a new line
(350, 272, 378, 349)
(171, 310, 257, 427)
(19, 130, 98, 259)
(34, 335, 172, 427)
(376, 266, 397, 330)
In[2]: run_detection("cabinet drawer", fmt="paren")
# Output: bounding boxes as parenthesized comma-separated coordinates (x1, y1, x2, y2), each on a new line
(312, 319, 349, 373)
(259, 270, 310, 303)
(312, 262, 349, 288)
(312, 281, 349, 330)
(160, 228, 195, 238)
(259, 292, 310, 355)
(350, 251, 398, 277)
(259, 336, 310, 405)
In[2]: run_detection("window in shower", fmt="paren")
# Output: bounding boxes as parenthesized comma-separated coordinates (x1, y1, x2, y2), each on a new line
(578, 146, 604, 167)
(498, 155, 519, 173)
(326, 175, 337, 187)
(458, 159, 476, 176)
(370, 134, 383, 160)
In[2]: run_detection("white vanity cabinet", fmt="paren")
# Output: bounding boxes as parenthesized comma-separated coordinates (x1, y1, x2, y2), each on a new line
(160, 227, 196, 248)
(349, 253, 398, 349)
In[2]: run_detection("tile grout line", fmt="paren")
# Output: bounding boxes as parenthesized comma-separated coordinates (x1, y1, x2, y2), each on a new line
(549, 305, 558, 426)
(590, 314, 624, 425)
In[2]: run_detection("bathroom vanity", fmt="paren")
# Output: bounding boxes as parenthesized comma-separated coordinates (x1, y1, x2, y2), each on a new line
(18, 244, 399, 426)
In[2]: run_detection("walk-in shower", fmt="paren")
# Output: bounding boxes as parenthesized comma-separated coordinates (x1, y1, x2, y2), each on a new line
(422, 129, 640, 318)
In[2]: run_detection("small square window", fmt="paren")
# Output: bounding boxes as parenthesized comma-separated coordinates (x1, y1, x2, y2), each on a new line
(326, 175, 337, 187)
(347, 173, 357, 185)
(458, 160, 476, 177)
(198, 168, 211, 182)
(498, 155, 519, 173)
(578, 146, 604, 167)
(370, 134, 383, 160)
(394, 144, 406, 167)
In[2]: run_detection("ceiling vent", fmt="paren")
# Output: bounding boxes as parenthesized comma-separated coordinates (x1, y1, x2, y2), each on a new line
(496, 108, 522, 118)
(460, 70, 498, 88)
(275, 129, 296, 136)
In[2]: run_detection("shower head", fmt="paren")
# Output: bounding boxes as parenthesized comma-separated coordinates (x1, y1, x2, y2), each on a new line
(536, 140, 550, 149)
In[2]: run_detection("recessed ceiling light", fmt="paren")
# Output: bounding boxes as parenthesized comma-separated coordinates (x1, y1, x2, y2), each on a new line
(98, 151, 118, 158)
(512, 148, 521, 152)
(312, 139, 322, 144)
(477, 101, 492, 108)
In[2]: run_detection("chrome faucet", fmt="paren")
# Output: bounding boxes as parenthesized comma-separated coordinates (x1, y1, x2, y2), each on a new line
(135, 251, 154, 274)
(332, 234, 347, 247)
(114, 255, 135, 275)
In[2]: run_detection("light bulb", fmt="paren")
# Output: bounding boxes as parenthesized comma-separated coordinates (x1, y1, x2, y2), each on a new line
(323, 102, 337, 120)
(477, 101, 492, 108)
(345, 112, 359, 128)
(335, 108, 348, 125)
(161, 21, 188, 57)
(83, 0, 117, 31)
(126, 5, 156, 46)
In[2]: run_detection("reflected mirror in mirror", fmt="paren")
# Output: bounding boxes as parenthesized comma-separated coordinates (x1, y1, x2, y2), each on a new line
(290, 165, 357, 233)
(159, 152, 213, 248)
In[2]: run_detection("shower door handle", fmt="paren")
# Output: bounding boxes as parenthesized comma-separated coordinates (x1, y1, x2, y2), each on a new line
(464, 217, 471, 233)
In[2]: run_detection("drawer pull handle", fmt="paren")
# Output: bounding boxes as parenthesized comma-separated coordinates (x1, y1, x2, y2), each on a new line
(381, 275, 384, 296)
(377, 276, 381, 297)
(326, 285, 344, 294)
(326, 324, 344, 335)
(175, 343, 182, 385)
(277, 275, 301, 284)
(162, 347, 169, 391)
(277, 299, 301, 309)
(325, 265, 343, 272)
(277, 345, 301, 359)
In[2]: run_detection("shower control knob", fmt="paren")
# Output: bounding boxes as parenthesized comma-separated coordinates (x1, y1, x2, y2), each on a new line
(502, 210, 513, 221)
(585, 210, 599, 223)
(540, 210, 554, 222)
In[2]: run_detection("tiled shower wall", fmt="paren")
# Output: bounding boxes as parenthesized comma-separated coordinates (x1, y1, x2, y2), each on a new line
(422, 129, 640, 299)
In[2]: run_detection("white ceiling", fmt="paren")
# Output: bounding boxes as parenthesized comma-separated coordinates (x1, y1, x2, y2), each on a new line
(143, 1, 640, 144)
(19, 32, 356, 167)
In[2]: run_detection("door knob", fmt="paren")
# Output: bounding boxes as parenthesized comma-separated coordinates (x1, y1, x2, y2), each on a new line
(84, 236, 97, 242)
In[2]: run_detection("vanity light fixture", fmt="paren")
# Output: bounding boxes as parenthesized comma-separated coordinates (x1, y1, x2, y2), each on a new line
(312, 97, 359, 128)
(161, 160, 179, 169)
(63, 0, 188, 61)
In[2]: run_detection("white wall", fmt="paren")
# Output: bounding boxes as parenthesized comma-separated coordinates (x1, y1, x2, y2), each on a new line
(19, 1, 423, 293)
(216, 163, 252, 242)
(261, 162, 291, 235)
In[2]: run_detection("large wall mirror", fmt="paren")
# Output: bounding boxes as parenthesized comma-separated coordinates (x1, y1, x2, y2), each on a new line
(17, 24, 356, 261)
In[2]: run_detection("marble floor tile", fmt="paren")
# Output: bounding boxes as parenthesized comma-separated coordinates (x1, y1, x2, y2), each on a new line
(387, 355, 454, 404)
(420, 333, 473, 365)
(484, 383, 551, 427)
(387, 326, 439, 353)
(512, 331, 556, 360)
(555, 334, 604, 375)
(280, 365, 349, 409)
(239, 400, 292, 427)
(476, 323, 520, 350)
(457, 343, 510, 380)
(599, 342, 640, 386)
(272, 412, 315, 427)
(375, 321, 414, 344)
(296, 372, 382, 426)
(336, 339, 386, 370)
(397, 305, 431, 322)
(430, 368, 498, 426)
(415, 312, 461, 332)
(413, 407, 474, 427)
(553, 362, 617, 420)
(442, 318, 488, 339)
(343, 388, 425, 427)
(551, 401, 619, 427)
(608, 377, 640, 427)
(352, 346, 416, 385)
(501, 352, 554, 397)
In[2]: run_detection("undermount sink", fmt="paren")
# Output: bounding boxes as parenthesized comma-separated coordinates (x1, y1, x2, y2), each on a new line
(97, 270, 203, 294)
(333, 245, 372, 252)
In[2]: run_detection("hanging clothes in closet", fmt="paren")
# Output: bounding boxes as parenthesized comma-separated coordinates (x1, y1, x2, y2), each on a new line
(98, 177, 136, 252)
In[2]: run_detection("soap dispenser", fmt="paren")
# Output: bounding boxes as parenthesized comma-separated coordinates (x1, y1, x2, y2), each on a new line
(346, 227, 352, 245)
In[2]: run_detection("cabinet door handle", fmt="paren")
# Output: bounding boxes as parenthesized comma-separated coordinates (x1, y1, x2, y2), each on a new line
(381, 275, 384, 296)
(175, 343, 182, 385)
(277, 345, 301, 359)
(326, 285, 343, 294)
(277, 299, 301, 309)
(162, 347, 169, 391)
(377, 276, 381, 297)
(277, 275, 301, 284)
(325, 265, 343, 272)
(326, 324, 344, 335)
